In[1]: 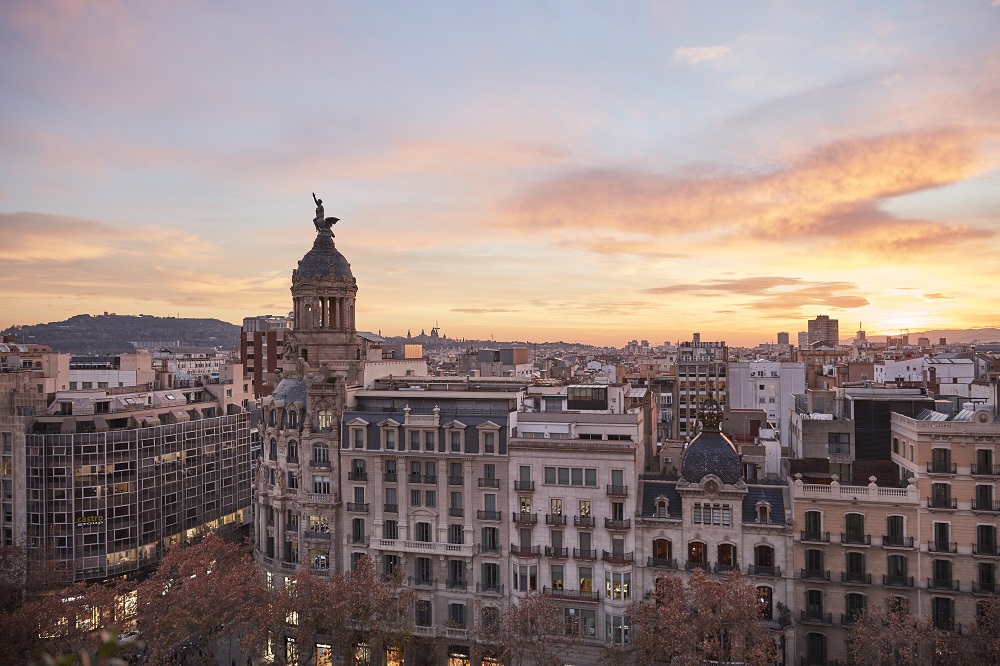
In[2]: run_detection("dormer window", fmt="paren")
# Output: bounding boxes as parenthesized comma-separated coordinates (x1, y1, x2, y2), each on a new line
(757, 502, 771, 524)
(655, 496, 669, 518)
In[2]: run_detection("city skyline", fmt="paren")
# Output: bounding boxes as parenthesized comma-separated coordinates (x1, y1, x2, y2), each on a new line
(2, 2, 999, 347)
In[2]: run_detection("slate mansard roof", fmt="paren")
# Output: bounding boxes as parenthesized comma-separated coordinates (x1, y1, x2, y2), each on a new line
(294, 231, 354, 283)
(639, 480, 787, 526)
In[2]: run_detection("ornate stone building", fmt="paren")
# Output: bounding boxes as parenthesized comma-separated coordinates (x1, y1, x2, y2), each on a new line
(254, 210, 364, 580)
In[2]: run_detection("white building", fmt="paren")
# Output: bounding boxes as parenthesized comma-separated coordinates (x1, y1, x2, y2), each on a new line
(727, 361, 805, 448)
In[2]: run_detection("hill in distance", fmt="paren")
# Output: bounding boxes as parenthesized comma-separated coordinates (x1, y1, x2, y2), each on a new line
(2, 314, 240, 356)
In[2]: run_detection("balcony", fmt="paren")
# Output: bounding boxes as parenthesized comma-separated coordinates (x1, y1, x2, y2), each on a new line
(543, 586, 599, 602)
(383, 471, 398, 482)
(408, 473, 422, 483)
(800, 569, 831, 581)
(648, 557, 679, 569)
(513, 512, 538, 525)
(972, 499, 1000, 512)
(713, 562, 740, 575)
(477, 509, 501, 521)
(544, 546, 568, 558)
(685, 560, 711, 572)
(747, 564, 781, 577)
(413, 624, 435, 636)
(974, 543, 1000, 557)
(514, 480, 535, 492)
(449, 507, 464, 518)
(926, 461, 957, 475)
(973, 463, 1000, 476)
(840, 613, 859, 627)
(928, 541, 958, 554)
(423, 474, 438, 485)
(477, 543, 502, 556)
(384, 503, 398, 513)
(841, 532, 871, 546)
(346, 502, 369, 513)
(927, 496, 957, 510)
(348, 534, 367, 545)
(927, 578, 960, 591)
(607, 484, 628, 497)
(348, 470, 368, 481)
(372, 538, 474, 558)
(801, 531, 830, 543)
(448, 476, 463, 486)
(973, 582, 999, 595)
(883, 574, 914, 588)
(476, 582, 504, 595)
(574, 515, 595, 527)
(303, 530, 331, 541)
(799, 610, 833, 625)
(408, 577, 436, 588)
(882, 535, 914, 548)
(309, 459, 331, 469)
(546, 513, 567, 526)
(603, 550, 634, 564)
(841, 571, 872, 585)
(605, 518, 631, 531)
(444, 627, 468, 639)
(446, 578, 467, 590)
(510, 544, 541, 557)
(573, 548, 597, 561)
(478, 477, 500, 488)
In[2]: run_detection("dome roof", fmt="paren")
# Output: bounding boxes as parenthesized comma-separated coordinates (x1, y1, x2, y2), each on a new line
(680, 401, 741, 485)
(294, 230, 354, 283)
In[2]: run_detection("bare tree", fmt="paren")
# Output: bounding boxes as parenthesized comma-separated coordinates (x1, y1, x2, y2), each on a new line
(136, 535, 274, 664)
(472, 592, 574, 666)
(631, 570, 776, 666)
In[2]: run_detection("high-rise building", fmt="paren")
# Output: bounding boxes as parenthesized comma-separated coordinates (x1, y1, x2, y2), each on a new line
(674, 333, 728, 440)
(777, 332, 790, 346)
(798, 331, 809, 350)
(807, 315, 840, 347)
(241, 314, 293, 398)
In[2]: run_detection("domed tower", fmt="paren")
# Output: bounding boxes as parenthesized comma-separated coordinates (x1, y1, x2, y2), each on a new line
(254, 198, 364, 578)
(680, 400, 741, 486)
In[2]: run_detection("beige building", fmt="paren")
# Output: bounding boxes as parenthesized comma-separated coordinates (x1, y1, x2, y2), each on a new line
(891, 404, 1000, 632)
(791, 476, 920, 665)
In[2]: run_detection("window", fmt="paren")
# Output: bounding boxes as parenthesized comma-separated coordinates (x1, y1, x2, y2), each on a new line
(448, 603, 467, 629)
(564, 608, 596, 638)
(450, 430, 462, 452)
(449, 559, 465, 587)
(353, 428, 365, 449)
(383, 520, 398, 540)
(550, 498, 563, 516)
(579, 500, 591, 517)
(606, 615, 630, 645)
(410, 489, 421, 507)
(656, 499, 668, 518)
(693, 502, 731, 526)
(514, 564, 537, 591)
(424, 431, 435, 452)
(932, 597, 954, 630)
(828, 432, 850, 455)
(415, 522, 431, 542)
(384, 428, 396, 450)
(688, 541, 706, 565)
(312, 475, 330, 494)
(804, 510, 822, 537)
(845, 513, 865, 541)
(415, 557, 432, 585)
(754, 544, 774, 568)
(544, 467, 598, 486)
(757, 586, 773, 619)
(483, 431, 495, 454)
(757, 503, 770, 523)
(425, 490, 436, 507)
(806, 633, 827, 665)
(415, 600, 432, 626)
(448, 524, 464, 545)
(351, 518, 365, 544)
(579, 566, 593, 592)
(482, 562, 500, 591)
(481, 527, 499, 552)
(653, 538, 672, 561)
(551, 564, 564, 590)
(604, 571, 631, 600)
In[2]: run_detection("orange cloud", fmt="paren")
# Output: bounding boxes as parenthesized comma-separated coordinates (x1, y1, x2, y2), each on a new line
(644, 277, 870, 316)
(506, 127, 994, 250)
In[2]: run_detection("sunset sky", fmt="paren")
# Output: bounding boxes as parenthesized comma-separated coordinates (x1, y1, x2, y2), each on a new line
(2, 2, 999, 347)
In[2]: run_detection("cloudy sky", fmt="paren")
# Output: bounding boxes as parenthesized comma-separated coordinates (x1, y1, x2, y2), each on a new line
(2, 1, 999, 346)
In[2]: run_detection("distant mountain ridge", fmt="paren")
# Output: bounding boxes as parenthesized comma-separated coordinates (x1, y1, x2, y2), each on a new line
(848, 328, 1000, 345)
(1, 314, 240, 355)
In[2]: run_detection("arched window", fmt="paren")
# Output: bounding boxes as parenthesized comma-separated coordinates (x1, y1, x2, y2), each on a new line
(288, 410, 297, 428)
(269, 438, 277, 461)
(317, 409, 334, 431)
(845, 593, 866, 624)
(717, 543, 737, 569)
(287, 440, 298, 464)
(688, 541, 706, 566)
(655, 498, 668, 518)
(653, 538, 672, 562)
(757, 586, 773, 619)
(268, 409, 276, 426)
(754, 544, 774, 569)
(756, 502, 771, 523)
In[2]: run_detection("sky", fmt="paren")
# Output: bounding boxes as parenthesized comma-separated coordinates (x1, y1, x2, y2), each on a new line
(1, 1, 999, 347)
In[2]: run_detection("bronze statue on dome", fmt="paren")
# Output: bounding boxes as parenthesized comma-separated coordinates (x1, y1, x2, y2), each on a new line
(312, 192, 340, 232)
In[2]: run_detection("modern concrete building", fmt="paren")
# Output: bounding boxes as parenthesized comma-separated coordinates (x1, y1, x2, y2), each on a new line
(675, 333, 728, 440)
